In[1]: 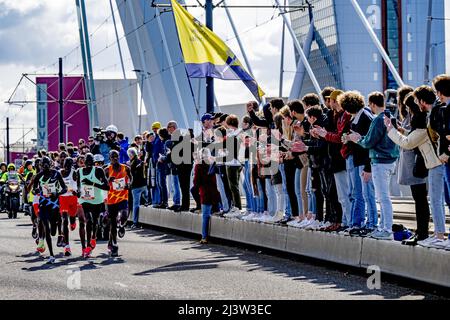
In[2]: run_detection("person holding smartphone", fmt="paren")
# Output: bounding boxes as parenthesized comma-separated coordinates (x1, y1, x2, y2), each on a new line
(347, 92, 400, 241)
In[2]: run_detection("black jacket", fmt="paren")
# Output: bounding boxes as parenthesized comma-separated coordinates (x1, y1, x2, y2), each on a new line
(305, 114, 329, 169)
(350, 107, 374, 172)
(130, 158, 147, 189)
(429, 101, 450, 157)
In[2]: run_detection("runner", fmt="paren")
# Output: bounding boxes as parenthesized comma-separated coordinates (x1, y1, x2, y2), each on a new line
(104, 150, 132, 257)
(32, 156, 67, 264)
(59, 157, 81, 256)
(77, 153, 109, 258)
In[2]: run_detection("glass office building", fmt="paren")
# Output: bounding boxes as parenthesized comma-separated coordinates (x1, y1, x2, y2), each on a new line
(289, 0, 446, 97)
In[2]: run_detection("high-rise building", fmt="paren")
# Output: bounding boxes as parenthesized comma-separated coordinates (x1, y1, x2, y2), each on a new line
(289, 0, 446, 98)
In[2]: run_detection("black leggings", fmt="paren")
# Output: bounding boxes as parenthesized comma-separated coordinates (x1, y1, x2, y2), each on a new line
(283, 161, 299, 217)
(410, 183, 430, 240)
(107, 201, 129, 246)
(82, 203, 104, 248)
(39, 205, 59, 256)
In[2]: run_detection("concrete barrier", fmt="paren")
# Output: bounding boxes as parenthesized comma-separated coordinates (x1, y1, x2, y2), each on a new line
(286, 228, 362, 267)
(139, 207, 450, 288)
(360, 237, 450, 287)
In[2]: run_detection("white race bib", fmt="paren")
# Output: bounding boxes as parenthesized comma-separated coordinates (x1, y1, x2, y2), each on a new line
(112, 178, 126, 191)
(63, 178, 73, 193)
(81, 185, 95, 200)
(42, 183, 57, 197)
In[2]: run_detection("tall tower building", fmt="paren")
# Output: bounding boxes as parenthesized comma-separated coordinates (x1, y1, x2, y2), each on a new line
(289, 0, 446, 97)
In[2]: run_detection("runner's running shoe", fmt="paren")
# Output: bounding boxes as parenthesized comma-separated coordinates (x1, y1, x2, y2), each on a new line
(83, 247, 92, 258)
(90, 239, 96, 250)
(57, 235, 65, 247)
(36, 240, 45, 253)
(70, 222, 77, 231)
(118, 226, 125, 238)
(110, 245, 119, 257)
(47, 256, 56, 264)
(32, 226, 38, 240)
(64, 246, 72, 257)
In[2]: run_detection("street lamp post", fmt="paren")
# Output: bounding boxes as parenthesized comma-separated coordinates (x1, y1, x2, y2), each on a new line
(64, 122, 73, 144)
(133, 69, 151, 134)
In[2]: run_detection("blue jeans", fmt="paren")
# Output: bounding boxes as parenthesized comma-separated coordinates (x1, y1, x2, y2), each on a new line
(346, 155, 365, 228)
(306, 167, 315, 215)
(359, 166, 378, 229)
(429, 165, 446, 234)
(334, 170, 351, 227)
(265, 178, 277, 215)
(150, 163, 160, 205)
(202, 204, 212, 239)
(295, 168, 303, 215)
(156, 167, 168, 205)
(280, 164, 291, 216)
(132, 186, 148, 224)
(243, 161, 256, 212)
(372, 162, 395, 233)
(444, 164, 450, 210)
(216, 173, 230, 213)
(171, 174, 181, 206)
(256, 179, 265, 213)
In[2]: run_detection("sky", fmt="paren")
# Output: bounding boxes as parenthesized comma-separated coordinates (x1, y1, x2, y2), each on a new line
(0, 0, 296, 149)
(0, 0, 449, 151)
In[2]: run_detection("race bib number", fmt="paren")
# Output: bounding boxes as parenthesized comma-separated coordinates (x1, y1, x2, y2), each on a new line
(64, 178, 74, 193)
(112, 178, 126, 191)
(42, 183, 57, 197)
(81, 185, 95, 200)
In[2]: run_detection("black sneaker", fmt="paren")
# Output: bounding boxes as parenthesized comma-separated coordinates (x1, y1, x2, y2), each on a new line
(32, 226, 38, 240)
(56, 235, 65, 247)
(276, 217, 292, 225)
(168, 205, 179, 211)
(110, 245, 119, 257)
(189, 207, 200, 213)
(358, 228, 374, 238)
(349, 228, 362, 237)
(118, 226, 126, 238)
(402, 234, 418, 246)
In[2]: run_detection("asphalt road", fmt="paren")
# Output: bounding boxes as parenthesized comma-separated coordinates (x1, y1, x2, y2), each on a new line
(0, 214, 447, 300)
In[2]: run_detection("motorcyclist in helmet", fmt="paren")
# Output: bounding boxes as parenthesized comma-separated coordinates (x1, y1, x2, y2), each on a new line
(1, 164, 20, 183)
(0, 162, 7, 212)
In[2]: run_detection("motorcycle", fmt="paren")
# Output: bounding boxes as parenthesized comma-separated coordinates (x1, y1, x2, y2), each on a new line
(4, 174, 21, 219)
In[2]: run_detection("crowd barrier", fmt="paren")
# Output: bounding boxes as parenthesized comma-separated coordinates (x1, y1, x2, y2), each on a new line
(138, 207, 450, 288)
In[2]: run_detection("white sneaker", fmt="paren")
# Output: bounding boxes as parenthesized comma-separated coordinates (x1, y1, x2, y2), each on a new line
(292, 219, 306, 228)
(298, 219, 313, 229)
(270, 211, 285, 223)
(250, 213, 263, 222)
(305, 220, 321, 230)
(430, 238, 450, 250)
(417, 236, 436, 247)
(287, 220, 299, 227)
(241, 213, 256, 221)
(418, 236, 444, 248)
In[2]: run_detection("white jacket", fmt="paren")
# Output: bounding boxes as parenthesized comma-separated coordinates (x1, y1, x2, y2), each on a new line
(387, 128, 442, 170)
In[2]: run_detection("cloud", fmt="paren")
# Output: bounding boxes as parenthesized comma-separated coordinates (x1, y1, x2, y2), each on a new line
(0, 0, 295, 146)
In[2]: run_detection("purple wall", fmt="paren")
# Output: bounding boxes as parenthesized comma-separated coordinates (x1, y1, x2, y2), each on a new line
(36, 77, 90, 151)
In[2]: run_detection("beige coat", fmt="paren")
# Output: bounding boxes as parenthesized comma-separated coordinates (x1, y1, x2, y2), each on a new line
(388, 128, 442, 170)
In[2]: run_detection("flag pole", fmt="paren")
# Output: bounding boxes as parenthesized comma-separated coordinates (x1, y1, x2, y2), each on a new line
(205, 0, 214, 114)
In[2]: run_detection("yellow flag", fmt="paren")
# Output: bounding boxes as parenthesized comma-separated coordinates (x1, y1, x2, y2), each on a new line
(171, 0, 265, 102)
